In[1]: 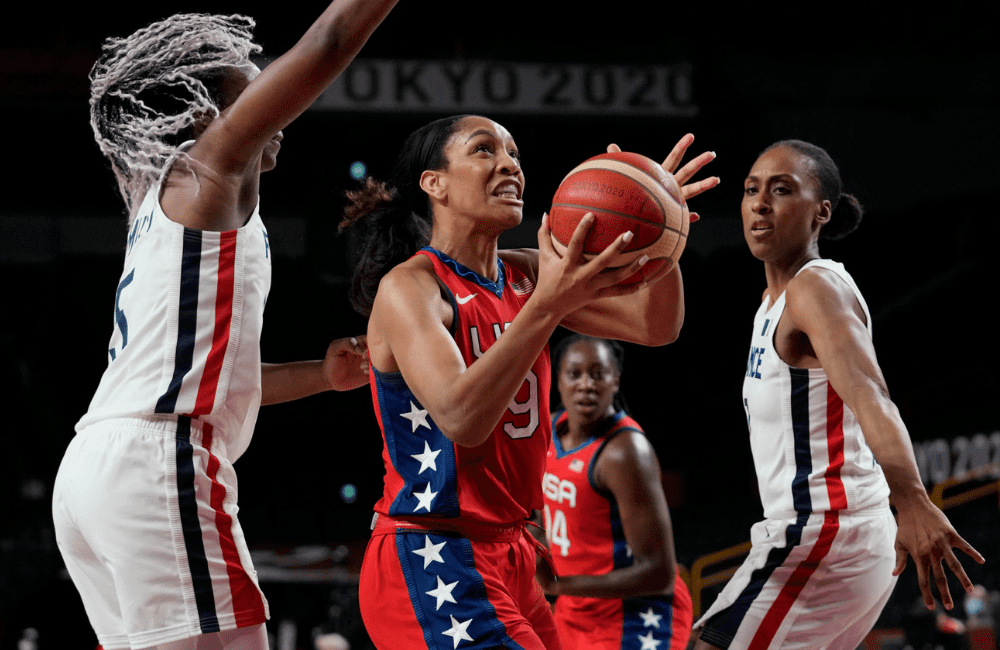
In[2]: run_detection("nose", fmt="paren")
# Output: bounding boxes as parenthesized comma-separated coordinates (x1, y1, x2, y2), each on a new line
(273, 130, 284, 143)
(498, 150, 520, 175)
(753, 194, 770, 214)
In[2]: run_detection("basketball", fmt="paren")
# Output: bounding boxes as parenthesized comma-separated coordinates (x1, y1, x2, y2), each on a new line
(548, 151, 689, 286)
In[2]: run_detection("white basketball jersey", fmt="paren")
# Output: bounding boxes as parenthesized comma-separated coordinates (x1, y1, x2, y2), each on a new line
(743, 259, 890, 519)
(76, 184, 272, 461)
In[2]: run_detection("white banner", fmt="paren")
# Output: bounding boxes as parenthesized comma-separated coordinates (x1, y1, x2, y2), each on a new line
(307, 59, 697, 116)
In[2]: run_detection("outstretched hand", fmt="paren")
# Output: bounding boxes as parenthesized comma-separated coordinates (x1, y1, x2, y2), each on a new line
(535, 212, 652, 315)
(322, 335, 370, 391)
(607, 133, 719, 222)
(893, 495, 985, 610)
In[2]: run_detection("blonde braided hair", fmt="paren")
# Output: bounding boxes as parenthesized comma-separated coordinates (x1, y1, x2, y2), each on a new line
(89, 13, 262, 221)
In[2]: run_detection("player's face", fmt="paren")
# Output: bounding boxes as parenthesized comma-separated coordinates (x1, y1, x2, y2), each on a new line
(217, 64, 283, 172)
(434, 116, 524, 229)
(741, 146, 828, 262)
(557, 340, 620, 427)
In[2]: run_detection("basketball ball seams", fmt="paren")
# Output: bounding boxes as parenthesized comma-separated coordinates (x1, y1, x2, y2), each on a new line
(548, 151, 688, 287)
(549, 201, 688, 238)
(556, 161, 673, 223)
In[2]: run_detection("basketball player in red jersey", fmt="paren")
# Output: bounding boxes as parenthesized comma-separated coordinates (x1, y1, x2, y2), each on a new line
(538, 334, 691, 650)
(339, 115, 718, 649)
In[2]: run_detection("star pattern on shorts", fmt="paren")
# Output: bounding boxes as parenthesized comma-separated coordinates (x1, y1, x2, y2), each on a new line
(639, 607, 662, 628)
(426, 575, 459, 610)
(638, 630, 662, 650)
(401, 401, 431, 433)
(413, 482, 438, 512)
(412, 535, 446, 569)
(411, 441, 441, 474)
(442, 615, 474, 648)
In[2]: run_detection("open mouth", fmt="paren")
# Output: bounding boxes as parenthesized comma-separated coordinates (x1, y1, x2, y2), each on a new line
(493, 181, 522, 201)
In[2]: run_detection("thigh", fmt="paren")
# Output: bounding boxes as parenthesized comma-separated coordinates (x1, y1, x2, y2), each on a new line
(53, 433, 130, 649)
(55, 422, 268, 649)
(553, 604, 620, 650)
(359, 530, 554, 650)
(695, 512, 897, 650)
(781, 512, 897, 650)
(145, 624, 268, 650)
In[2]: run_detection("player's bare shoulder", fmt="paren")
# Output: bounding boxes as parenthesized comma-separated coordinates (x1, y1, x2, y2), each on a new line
(786, 265, 864, 324)
(595, 428, 660, 490)
(498, 248, 540, 283)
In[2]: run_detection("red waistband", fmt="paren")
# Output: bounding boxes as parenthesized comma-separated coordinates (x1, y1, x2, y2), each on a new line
(370, 513, 526, 543)
(370, 513, 558, 579)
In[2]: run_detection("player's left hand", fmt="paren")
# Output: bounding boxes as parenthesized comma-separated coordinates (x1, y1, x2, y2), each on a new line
(533, 553, 559, 596)
(893, 494, 985, 611)
(607, 135, 719, 222)
(322, 335, 370, 391)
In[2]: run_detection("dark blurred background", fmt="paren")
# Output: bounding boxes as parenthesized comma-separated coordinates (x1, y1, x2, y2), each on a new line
(2, 2, 998, 648)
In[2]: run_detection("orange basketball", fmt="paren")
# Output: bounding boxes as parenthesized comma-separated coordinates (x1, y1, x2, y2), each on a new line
(549, 152, 688, 286)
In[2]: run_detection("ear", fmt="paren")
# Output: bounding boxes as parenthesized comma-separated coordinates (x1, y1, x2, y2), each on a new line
(816, 199, 832, 225)
(419, 169, 448, 201)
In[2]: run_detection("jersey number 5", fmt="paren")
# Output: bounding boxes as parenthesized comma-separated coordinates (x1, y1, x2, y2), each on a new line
(110, 269, 135, 361)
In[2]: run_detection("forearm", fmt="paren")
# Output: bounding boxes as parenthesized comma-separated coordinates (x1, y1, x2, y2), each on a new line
(552, 559, 675, 599)
(260, 361, 330, 406)
(851, 389, 927, 501)
(431, 298, 562, 446)
(560, 265, 684, 345)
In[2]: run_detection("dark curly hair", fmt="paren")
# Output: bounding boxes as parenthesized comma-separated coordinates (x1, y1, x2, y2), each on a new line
(339, 115, 473, 316)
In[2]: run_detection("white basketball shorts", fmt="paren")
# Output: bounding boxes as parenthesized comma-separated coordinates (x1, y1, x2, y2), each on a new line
(52, 417, 268, 649)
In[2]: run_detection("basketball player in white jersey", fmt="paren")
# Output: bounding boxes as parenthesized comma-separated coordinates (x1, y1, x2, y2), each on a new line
(691, 140, 984, 650)
(51, 3, 398, 649)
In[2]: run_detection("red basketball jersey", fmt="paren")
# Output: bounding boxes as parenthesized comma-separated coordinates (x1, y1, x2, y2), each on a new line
(543, 410, 692, 650)
(543, 410, 640, 579)
(370, 247, 551, 526)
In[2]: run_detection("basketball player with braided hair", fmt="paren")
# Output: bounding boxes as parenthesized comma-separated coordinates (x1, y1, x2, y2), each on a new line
(690, 140, 984, 650)
(51, 3, 398, 649)
(538, 334, 692, 650)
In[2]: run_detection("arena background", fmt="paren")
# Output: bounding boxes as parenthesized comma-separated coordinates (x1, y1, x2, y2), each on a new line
(2, 2, 998, 648)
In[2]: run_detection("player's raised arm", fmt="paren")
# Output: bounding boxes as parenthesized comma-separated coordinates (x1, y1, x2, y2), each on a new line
(195, 0, 398, 175)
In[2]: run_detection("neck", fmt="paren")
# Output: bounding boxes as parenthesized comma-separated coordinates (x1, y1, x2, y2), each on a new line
(763, 244, 820, 302)
(428, 220, 501, 280)
(561, 408, 615, 447)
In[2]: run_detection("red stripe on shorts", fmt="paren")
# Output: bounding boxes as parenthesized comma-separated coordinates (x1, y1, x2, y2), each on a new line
(203, 423, 266, 625)
(748, 510, 840, 650)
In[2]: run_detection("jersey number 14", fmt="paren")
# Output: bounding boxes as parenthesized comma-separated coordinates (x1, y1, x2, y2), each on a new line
(542, 504, 571, 557)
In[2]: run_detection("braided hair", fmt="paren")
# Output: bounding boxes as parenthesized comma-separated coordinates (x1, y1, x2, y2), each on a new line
(89, 13, 262, 221)
(339, 115, 473, 316)
(763, 139, 864, 241)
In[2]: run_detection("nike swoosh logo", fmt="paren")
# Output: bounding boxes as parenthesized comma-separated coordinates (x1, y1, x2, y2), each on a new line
(456, 293, 478, 304)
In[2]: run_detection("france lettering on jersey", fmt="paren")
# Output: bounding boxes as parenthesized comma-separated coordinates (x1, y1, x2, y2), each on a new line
(743, 259, 889, 520)
(76, 184, 271, 461)
(370, 247, 551, 526)
(544, 410, 692, 650)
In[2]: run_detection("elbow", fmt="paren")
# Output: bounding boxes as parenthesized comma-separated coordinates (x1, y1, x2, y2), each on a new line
(638, 311, 684, 347)
(632, 555, 676, 595)
(435, 414, 492, 448)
